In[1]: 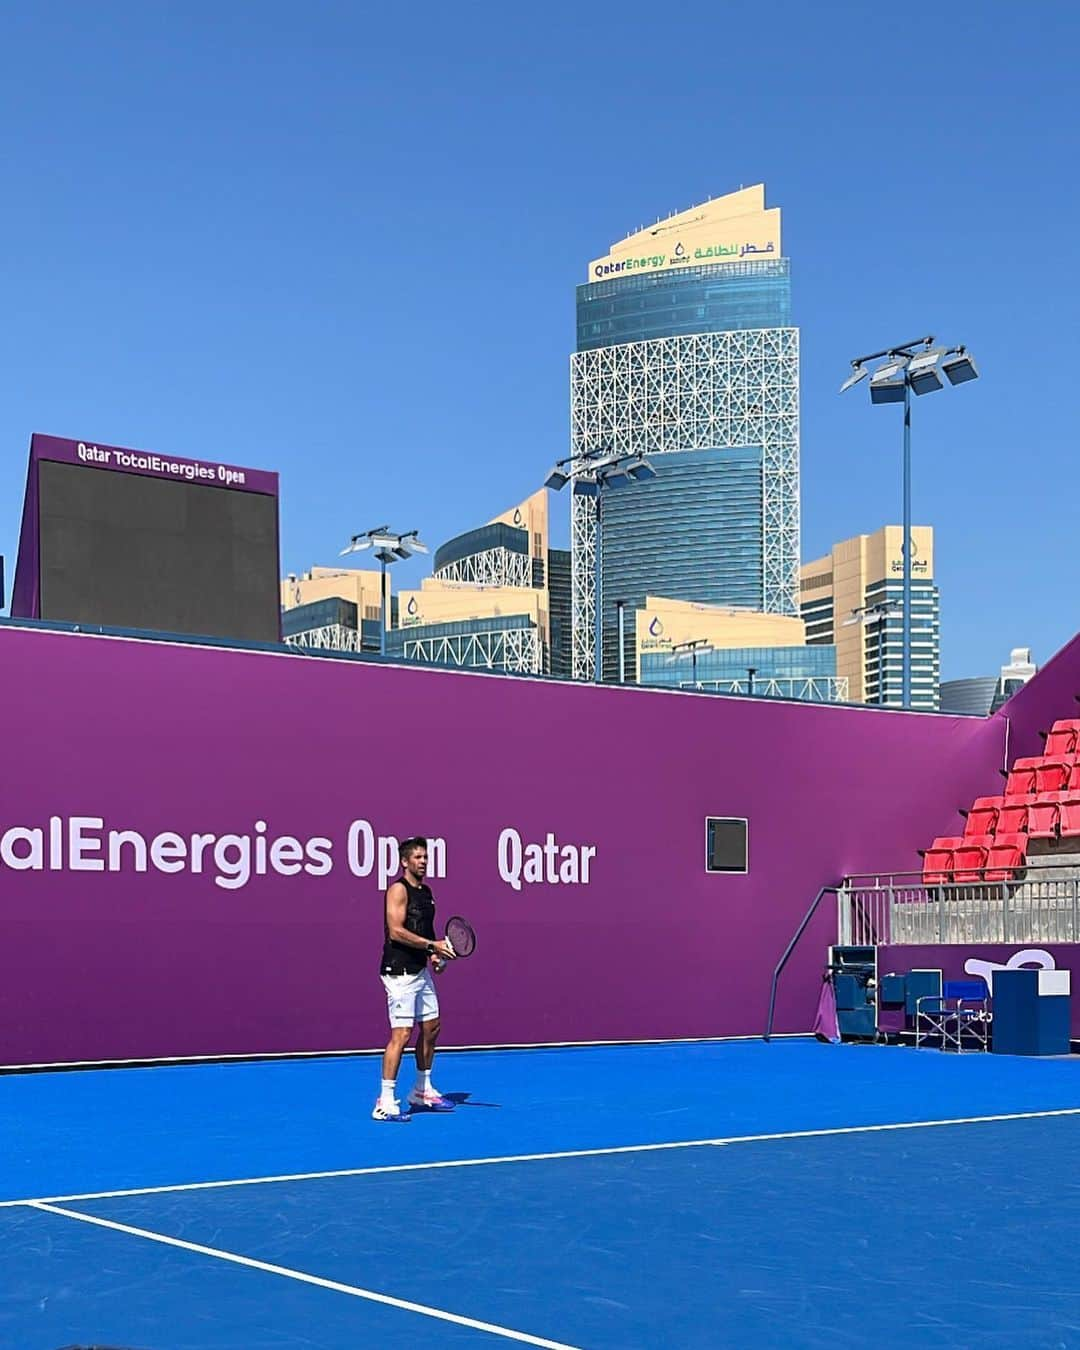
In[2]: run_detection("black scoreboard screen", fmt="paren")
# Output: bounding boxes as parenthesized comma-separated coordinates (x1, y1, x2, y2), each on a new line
(37, 460, 280, 643)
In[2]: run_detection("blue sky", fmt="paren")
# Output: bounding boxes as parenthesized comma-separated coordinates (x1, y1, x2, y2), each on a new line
(1, 1, 1076, 679)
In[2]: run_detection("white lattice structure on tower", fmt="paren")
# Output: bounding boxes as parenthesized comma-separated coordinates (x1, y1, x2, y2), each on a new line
(688, 675, 848, 701)
(434, 547, 532, 589)
(569, 327, 800, 681)
(401, 625, 543, 675)
(284, 624, 363, 654)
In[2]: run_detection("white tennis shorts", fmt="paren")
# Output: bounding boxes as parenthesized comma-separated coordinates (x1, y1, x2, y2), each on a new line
(381, 968, 440, 1028)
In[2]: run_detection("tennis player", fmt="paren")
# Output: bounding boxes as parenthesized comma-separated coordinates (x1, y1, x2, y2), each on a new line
(373, 835, 457, 1122)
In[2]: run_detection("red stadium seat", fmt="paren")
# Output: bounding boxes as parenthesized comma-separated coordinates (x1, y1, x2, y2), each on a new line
(1069, 762, 1080, 794)
(1005, 757, 1041, 796)
(922, 835, 964, 885)
(1045, 720, 1080, 757)
(983, 832, 1028, 882)
(952, 836, 990, 883)
(997, 795, 1034, 834)
(1059, 799, 1080, 839)
(1034, 757, 1077, 795)
(964, 796, 1002, 837)
(1028, 795, 1066, 839)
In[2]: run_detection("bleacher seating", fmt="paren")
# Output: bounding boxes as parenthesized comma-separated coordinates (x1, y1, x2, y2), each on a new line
(1027, 795, 1065, 839)
(1044, 719, 1080, 757)
(983, 833, 1028, 881)
(921, 719, 1080, 884)
(998, 795, 1034, 833)
(951, 837, 989, 883)
(922, 836, 965, 885)
(1061, 798, 1080, 839)
(963, 796, 1002, 837)
(1004, 757, 1041, 796)
(1033, 757, 1077, 794)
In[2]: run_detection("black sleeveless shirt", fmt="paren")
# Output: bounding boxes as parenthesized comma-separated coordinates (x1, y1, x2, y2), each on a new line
(380, 877, 436, 975)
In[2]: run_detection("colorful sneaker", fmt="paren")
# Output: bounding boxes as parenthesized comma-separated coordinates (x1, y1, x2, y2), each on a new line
(371, 1097, 410, 1122)
(407, 1088, 455, 1112)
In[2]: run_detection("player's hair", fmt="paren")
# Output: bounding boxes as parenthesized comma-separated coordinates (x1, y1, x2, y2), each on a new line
(399, 836, 427, 862)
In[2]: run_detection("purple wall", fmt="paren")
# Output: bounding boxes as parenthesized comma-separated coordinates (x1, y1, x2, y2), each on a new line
(0, 623, 1025, 1066)
(993, 630, 1080, 763)
(10, 433, 279, 620)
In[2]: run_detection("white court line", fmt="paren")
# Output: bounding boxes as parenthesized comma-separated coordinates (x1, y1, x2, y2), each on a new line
(27, 1202, 579, 1350)
(5, 1105, 1080, 1210)
(0, 1032, 804, 1074)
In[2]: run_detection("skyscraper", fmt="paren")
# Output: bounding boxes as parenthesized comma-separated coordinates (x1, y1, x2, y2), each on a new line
(396, 490, 572, 677)
(800, 526, 941, 710)
(570, 185, 799, 681)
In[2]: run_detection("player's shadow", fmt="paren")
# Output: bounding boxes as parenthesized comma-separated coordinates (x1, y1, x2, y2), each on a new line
(444, 1091, 501, 1108)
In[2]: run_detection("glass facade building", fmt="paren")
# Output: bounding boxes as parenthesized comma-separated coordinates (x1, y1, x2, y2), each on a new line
(640, 641, 841, 703)
(599, 446, 763, 681)
(800, 526, 941, 711)
(397, 490, 571, 678)
(387, 613, 541, 674)
(281, 595, 385, 654)
(547, 547, 572, 680)
(577, 260, 791, 352)
(938, 676, 999, 717)
(570, 188, 799, 682)
(433, 522, 538, 582)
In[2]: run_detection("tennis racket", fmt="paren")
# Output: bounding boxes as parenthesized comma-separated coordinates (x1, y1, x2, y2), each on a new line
(444, 915, 476, 959)
(432, 915, 476, 971)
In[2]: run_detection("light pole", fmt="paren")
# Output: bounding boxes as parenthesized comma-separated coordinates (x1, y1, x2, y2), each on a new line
(840, 337, 978, 709)
(843, 602, 904, 706)
(747, 666, 757, 697)
(340, 526, 429, 656)
(545, 446, 656, 684)
(671, 638, 710, 690)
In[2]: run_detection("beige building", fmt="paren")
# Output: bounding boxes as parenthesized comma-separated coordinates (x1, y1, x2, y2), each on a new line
(800, 526, 940, 709)
(635, 598, 806, 663)
(281, 566, 385, 621)
(589, 184, 781, 284)
(630, 596, 845, 701)
(399, 579, 549, 640)
(280, 490, 572, 676)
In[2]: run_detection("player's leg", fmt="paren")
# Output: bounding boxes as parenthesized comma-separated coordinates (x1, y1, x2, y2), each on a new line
(408, 970, 454, 1111)
(374, 976, 419, 1121)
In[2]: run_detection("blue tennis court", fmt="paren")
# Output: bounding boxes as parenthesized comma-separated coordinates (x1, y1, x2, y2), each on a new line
(4, 1039, 1080, 1348)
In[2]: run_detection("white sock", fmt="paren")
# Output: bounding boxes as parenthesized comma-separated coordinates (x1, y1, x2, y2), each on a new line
(379, 1078, 397, 1105)
(416, 1069, 432, 1094)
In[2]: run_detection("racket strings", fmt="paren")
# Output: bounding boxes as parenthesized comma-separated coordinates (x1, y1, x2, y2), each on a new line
(446, 916, 476, 958)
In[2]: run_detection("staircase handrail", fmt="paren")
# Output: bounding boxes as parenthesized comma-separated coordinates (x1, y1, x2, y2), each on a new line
(764, 883, 841, 1043)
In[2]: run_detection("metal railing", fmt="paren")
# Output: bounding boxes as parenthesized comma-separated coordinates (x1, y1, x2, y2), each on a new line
(839, 864, 1080, 946)
(765, 884, 841, 1041)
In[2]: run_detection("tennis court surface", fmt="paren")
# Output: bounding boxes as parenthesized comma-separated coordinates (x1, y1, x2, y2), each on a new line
(4, 1039, 1080, 1349)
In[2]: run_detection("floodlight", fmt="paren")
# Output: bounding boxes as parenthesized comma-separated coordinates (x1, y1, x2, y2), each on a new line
(869, 357, 909, 404)
(572, 477, 599, 498)
(545, 467, 570, 490)
(839, 364, 869, 395)
(907, 348, 946, 396)
(602, 468, 632, 489)
(942, 349, 979, 385)
(628, 459, 657, 481)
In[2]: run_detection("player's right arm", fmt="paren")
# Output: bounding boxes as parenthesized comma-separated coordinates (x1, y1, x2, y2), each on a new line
(384, 883, 454, 958)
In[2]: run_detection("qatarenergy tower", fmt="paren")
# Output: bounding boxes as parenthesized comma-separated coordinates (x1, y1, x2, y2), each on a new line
(570, 185, 799, 681)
